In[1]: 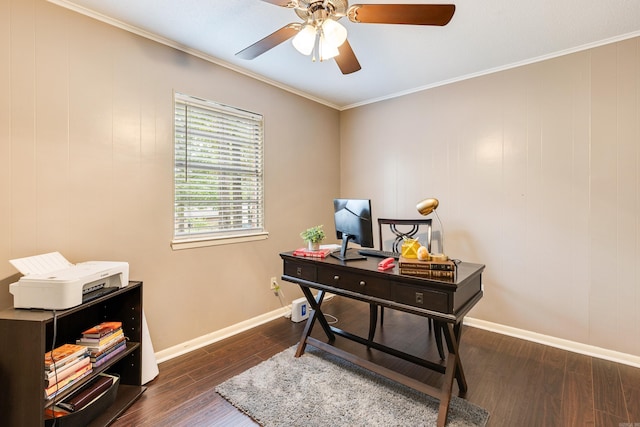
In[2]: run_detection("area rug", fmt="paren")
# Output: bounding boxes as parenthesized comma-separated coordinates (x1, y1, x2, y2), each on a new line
(216, 345, 489, 426)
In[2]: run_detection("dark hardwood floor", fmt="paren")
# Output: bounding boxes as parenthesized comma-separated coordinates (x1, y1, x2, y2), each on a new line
(112, 296, 640, 427)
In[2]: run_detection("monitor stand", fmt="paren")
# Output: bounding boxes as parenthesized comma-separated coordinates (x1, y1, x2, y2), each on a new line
(330, 235, 366, 261)
(330, 249, 366, 261)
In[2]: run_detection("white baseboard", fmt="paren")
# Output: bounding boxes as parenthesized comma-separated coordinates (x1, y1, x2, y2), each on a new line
(154, 307, 640, 369)
(155, 293, 335, 363)
(464, 317, 640, 369)
(154, 306, 291, 363)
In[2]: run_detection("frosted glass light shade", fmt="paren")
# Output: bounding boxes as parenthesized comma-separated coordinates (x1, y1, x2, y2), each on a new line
(319, 36, 340, 60)
(322, 19, 347, 47)
(292, 25, 317, 55)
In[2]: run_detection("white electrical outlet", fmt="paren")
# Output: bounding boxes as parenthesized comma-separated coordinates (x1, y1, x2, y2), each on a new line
(270, 276, 278, 290)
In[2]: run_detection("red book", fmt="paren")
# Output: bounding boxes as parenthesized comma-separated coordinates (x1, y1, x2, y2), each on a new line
(292, 247, 333, 258)
(81, 321, 122, 338)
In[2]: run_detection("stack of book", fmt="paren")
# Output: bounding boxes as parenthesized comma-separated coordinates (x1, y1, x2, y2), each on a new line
(76, 321, 127, 368)
(398, 256, 457, 280)
(292, 247, 334, 258)
(44, 343, 92, 399)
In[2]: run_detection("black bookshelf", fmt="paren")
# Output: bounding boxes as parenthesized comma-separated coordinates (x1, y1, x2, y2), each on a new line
(0, 281, 145, 426)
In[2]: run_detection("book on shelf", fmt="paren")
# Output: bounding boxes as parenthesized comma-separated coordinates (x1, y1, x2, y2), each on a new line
(398, 256, 457, 271)
(44, 363, 93, 399)
(80, 321, 123, 339)
(58, 374, 115, 412)
(76, 328, 124, 348)
(44, 355, 91, 388)
(45, 352, 89, 379)
(44, 343, 89, 371)
(81, 334, 126, 358)
(91, 340, 127, 366)
(77, 324, 123, 344)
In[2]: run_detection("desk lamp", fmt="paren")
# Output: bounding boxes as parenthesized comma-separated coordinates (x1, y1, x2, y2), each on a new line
(416, 198, 447, 261)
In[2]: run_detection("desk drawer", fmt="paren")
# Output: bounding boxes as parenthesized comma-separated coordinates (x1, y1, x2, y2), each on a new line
(317, 269, 389, 300)
(392, 283, 450, 313)
(284, 260, 317, 282)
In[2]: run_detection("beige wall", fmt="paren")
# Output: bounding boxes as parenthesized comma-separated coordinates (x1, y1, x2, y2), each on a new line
(0, 0, 340, 351)
(3, 0, 639, 360)
(340, 37, 640, 357)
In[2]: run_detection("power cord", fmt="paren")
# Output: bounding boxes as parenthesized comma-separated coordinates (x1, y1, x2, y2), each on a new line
(323, 313, 338, 324)
(270, 279, 339, 324)
(270, 279, 291, 318)
(50, 309, 59, 427)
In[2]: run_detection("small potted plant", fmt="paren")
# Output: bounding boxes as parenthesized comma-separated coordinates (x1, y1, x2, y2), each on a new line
(300, 225, 326, 251)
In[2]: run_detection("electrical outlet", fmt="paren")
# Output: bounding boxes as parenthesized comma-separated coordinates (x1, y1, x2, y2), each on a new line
(270, 277, 282, 297)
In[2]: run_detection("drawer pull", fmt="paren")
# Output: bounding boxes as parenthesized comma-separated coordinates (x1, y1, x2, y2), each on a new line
(359, 281, 366, 287)
(333, 275, 340, 281)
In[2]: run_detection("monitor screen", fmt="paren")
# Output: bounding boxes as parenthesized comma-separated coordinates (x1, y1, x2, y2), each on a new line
(331, 198, 374, 261)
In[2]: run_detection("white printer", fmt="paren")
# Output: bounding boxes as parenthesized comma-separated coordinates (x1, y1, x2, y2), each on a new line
(9, 252, 129, 310)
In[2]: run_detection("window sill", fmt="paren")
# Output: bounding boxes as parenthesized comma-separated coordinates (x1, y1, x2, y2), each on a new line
(171, 232, 269, 250)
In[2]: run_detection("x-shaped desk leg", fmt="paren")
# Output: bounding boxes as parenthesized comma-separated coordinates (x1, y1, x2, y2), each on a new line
(437, 321, 467, 427)
(295, 287, 335, 358)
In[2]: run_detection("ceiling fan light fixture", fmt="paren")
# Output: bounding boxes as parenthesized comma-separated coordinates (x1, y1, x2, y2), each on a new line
(319, 34, 340, 60)
(292, 24, 317, 55)
(321, 19, 347, 47)
(237, 2, 456, 75)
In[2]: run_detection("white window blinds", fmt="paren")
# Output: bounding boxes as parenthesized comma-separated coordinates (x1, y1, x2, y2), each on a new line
(174, 93, 264, 241)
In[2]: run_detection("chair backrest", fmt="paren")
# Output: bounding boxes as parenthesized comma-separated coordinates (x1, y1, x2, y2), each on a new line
(378, 218, 432, 253)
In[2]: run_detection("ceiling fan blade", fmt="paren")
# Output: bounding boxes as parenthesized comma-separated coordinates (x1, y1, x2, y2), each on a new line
(347, 4, 455, 26)
(259, 0, 297, 7)
(235, 24, 301, 60)
(335, 40, 361, 75)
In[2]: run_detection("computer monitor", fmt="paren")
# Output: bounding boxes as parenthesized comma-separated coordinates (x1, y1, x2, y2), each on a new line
(331, 198, 374, 261)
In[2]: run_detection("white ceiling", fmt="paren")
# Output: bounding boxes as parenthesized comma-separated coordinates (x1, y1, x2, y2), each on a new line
(51, 0, 640, 110)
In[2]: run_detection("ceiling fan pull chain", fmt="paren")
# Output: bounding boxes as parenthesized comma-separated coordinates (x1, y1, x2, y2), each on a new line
(312, 31, 319, 62)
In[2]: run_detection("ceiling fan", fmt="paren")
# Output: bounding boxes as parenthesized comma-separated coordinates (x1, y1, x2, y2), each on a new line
(236, 1, 455, 74)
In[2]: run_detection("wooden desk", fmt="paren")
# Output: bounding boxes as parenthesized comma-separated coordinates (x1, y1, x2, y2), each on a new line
(280, 252, 484, 427)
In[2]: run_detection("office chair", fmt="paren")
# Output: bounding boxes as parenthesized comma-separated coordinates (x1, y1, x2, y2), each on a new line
(367, 218, 445, 360)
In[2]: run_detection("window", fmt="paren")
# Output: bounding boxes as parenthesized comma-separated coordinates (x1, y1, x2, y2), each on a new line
(172, 93, 266, 249)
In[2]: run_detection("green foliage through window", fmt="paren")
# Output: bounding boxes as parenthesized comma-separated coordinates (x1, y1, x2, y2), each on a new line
(174, 93, 264, 240)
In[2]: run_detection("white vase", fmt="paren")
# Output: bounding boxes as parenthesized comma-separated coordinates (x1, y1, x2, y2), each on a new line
(308, 241, 320, 251)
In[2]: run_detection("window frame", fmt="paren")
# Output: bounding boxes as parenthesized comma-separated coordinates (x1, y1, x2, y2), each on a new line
(171, 92, 267, 250)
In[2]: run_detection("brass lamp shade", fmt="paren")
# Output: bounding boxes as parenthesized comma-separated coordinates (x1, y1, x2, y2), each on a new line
(416, 197, 447, 259)
(416, 198, 439, 216)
